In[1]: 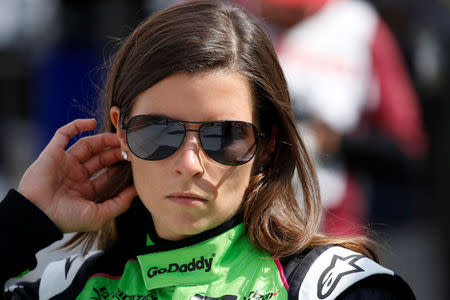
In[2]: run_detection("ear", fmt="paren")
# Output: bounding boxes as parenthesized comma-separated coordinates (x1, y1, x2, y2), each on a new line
(110, 106, 129, 153)
(261, 125, 278, 162)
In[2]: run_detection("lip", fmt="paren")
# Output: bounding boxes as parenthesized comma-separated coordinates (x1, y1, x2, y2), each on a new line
(167, 193, 208, 207)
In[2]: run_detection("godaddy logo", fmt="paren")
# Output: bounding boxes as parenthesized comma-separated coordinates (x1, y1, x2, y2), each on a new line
(147, 253, 215, 278)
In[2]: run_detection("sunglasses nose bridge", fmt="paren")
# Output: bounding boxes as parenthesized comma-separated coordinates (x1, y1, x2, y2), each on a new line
(184, 128, 201, 141)
(181, 128, 202, 150)
(185, 128, 200, 133)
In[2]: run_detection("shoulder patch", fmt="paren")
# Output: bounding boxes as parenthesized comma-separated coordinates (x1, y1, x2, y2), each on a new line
(297, 246, 394, 299)
(39, 251, 101, 299)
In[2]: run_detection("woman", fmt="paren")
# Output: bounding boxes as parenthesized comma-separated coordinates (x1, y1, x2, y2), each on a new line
(1, 1, 414, 299)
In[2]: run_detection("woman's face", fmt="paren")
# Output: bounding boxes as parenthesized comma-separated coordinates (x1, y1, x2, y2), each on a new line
(111, 71, 256, 240)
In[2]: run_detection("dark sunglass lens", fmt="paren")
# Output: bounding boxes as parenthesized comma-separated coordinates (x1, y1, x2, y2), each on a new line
(200, 121, 257, 165)
(126, 116, 185, 160)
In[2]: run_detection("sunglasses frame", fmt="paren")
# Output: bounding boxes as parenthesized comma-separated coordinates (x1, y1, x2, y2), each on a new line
(121, 114, 265, 166)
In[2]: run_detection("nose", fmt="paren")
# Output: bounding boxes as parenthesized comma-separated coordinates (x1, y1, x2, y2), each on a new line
(172, 131, 205, 177)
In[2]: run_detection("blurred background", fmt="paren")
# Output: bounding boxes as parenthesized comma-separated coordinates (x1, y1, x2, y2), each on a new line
(0, 0, 448, 298)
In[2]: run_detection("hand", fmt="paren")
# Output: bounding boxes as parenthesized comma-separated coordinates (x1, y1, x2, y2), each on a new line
(17, 119, 137, 233)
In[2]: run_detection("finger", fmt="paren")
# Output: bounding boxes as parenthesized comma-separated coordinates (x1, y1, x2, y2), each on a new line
(68, 133, 121, 162)
(50, 119, 97, 150)
(94, 185, 137, 228)
(89, 164, 128, 195)
(83, 147, 124, 177)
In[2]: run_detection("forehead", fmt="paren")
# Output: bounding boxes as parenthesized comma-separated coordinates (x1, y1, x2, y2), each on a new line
(131, 71, 255, 123)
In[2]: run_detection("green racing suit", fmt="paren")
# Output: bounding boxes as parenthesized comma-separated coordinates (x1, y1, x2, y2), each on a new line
(1, 190, 415, 299)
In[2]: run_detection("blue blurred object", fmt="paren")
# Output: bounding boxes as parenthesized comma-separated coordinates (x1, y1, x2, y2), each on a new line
(29, 43, 102, 151)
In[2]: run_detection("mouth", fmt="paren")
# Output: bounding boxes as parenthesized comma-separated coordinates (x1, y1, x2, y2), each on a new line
(167, 193, 208, 207)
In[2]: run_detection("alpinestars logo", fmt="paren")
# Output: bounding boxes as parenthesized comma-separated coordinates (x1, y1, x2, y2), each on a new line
(147, 253, 215, 278)
(317, 254, 365, 299)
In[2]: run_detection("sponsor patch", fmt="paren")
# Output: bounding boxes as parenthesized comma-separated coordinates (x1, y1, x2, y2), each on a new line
(147, 254, 215, 279)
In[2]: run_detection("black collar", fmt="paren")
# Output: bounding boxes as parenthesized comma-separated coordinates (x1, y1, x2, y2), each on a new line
(113, 197, 244, 255)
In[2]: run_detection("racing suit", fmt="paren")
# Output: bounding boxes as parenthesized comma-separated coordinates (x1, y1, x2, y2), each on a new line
(1, 190, 414, 299)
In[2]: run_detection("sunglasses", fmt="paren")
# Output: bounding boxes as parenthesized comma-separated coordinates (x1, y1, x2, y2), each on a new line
(121, 115, 264, 166)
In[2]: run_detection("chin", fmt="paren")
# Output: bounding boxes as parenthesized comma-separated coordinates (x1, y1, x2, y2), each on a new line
(161, 217, 215, 240)
(176, 218, 215, 235)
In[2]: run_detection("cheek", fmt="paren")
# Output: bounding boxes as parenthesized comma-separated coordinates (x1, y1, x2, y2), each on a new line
(217, 164, 254, 209)
(130, 161, 162, 201)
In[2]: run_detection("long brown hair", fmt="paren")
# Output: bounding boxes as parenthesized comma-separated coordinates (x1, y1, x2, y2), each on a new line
(66, 0, 378, 261)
